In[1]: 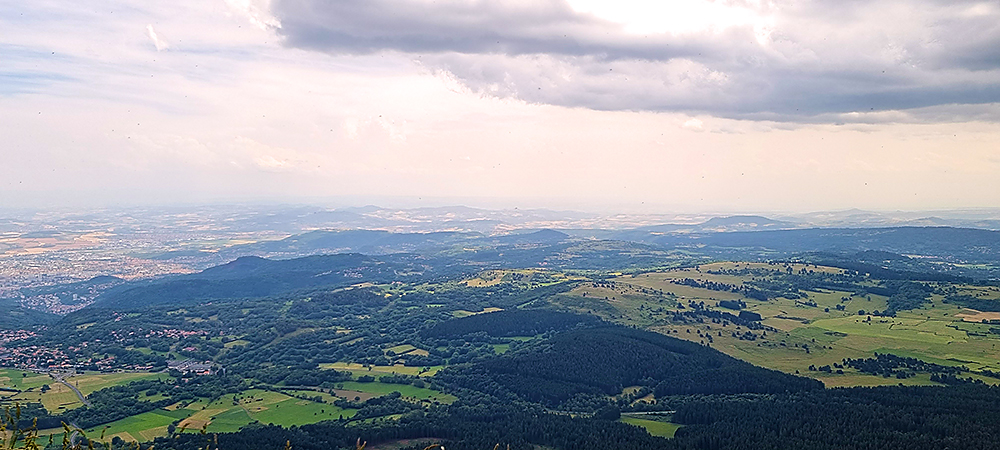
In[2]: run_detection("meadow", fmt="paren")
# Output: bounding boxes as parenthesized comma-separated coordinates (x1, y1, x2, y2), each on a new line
(319, 362, 444, 377)
(4, 366, 457, 445)
(336, 381, 456, 404)
(620, 416, 681, 438)
(43, 388, 363, 443)
(0, 370, 166, 413)
(551, 262, 1000, 387)
(0, 369, 51, 390)
(32, 378, 455, 444)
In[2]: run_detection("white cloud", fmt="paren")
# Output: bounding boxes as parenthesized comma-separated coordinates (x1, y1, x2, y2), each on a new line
(224, 0, 281, 31)
(145, 24, 170, 51)
(254, 154, 291, 169)
(682, 118, 704, 131)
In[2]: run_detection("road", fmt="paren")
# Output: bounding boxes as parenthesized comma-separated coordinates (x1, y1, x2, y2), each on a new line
(51, 372, 90, 407)
(44, 372, 89, 446)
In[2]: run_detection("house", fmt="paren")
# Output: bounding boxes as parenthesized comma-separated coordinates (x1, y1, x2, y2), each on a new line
(167, 359, 217, 375)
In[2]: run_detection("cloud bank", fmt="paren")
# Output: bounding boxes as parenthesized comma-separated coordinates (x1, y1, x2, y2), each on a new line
(271, 0, 1000, 121)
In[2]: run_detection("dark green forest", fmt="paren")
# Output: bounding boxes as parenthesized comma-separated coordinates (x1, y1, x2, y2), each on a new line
(435, 326, 822, 407)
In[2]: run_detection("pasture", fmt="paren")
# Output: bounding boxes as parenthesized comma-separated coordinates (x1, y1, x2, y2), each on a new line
(0, 370, 166, 412)
(320, 362, 443, 377)
(620, 416, 681, 438)
(13, 374, 380, 444)
(68, 372, 167, 396)
(38, 382, 83, 412)
(550, 263, 1000, 387)
(451, 307, 503, 318)
(0, 369, 50, 390)
(238, 389, 356, 427)
(87, 408, 190, 443)
(337, 381, 456, 404)
(384, 344, 430, 357)
(80, 388, 366, 441)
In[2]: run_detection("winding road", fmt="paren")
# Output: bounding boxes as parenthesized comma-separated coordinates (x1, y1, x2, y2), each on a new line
(43, 372, 89, 447)
(51, 372, 90, 407)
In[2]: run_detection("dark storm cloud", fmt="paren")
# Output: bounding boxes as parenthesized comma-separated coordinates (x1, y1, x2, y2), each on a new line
(270, 0, 726, 59)
(271, 0, 1000, 121)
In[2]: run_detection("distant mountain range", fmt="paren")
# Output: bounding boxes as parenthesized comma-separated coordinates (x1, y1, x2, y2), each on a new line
(149, 219, 1000, 272)
(6, 204, 1000, 315)
(79, 224, 1000, 311)
(92, 253, 415, 309)
(232, 205, 1000, 232)
(188, 215, 1000, 265)
(638, 226, 1000, 264)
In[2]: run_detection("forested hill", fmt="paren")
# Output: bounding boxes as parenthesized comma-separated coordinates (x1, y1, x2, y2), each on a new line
(85, 237, 664, 310)
(421, 309, 600, 338)
(645, 226, 1000, 261)
(217, 229, 478, 256)
(436, 326, 823, 407)
(92, 253, 419, 309)
(215, 229, 569, 259)
(84, 225, 1000, 311)
(0, 297, 56, 328)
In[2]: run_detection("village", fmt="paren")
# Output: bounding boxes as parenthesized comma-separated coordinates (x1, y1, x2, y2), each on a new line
(0, 327, 217, 375)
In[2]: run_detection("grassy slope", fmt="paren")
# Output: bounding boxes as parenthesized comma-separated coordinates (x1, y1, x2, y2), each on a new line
(338, 382, 456, 404)
(620, 417, 681, 438)
(551, 263, 1000, 387)
(0, 370, 166, 412)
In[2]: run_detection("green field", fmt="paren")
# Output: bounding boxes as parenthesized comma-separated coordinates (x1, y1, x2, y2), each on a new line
(223, 339, 251, 349)
(32, 380, 443, 444)
(0, 370, 167, 413)
(451, 307, 504, 318)
(386, 344, 417, 354)
(0, 369, 51, 390)
(242, 390, 356, 427)
(492, 343, 511, 354)
(171, 389, 363, 436)
(206, 406, 255, 433)
(320, 362, 444, 377)
(26, 377, 383, 443)
(552, 263, 1000, 387)
(620, 416, 682, 438)
(69, 372, 168, 396)
(87, 408, 191, 442)
(39, 383, 83, 412)
(338, 381, 456, 404)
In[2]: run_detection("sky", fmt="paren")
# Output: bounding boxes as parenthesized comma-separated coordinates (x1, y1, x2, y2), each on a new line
(2, 0, 999, 213)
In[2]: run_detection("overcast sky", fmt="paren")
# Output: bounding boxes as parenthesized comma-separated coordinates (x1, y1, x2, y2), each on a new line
(2, 0, 999, 213)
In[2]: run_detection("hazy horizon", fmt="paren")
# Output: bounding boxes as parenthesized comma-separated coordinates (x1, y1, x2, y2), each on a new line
(5, 201, 1000, 228)
(6, 197, 1000, 218)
